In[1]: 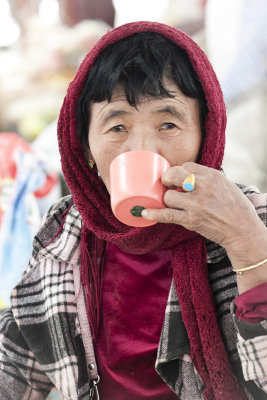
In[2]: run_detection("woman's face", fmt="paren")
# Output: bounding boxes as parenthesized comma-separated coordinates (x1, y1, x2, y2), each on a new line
(88, 79, 202, 193)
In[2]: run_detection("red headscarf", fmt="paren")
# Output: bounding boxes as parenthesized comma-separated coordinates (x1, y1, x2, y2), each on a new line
(58, 21, 247, 400)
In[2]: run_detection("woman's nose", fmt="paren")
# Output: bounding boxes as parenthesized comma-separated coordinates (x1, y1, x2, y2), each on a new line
(125, 132, 158, 153)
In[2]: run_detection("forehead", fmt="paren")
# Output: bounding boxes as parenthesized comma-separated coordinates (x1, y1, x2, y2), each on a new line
(90, 80, 200, 121)
(108, 78, 181, 103)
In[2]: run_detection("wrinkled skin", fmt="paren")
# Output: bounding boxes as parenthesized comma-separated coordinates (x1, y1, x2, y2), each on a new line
(88, 79, 267, 293)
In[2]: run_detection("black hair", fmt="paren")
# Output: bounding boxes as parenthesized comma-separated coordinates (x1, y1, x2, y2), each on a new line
(77, 32, 208, 146)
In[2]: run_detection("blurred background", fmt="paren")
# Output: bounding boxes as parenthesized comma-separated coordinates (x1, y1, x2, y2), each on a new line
(1, 0, 267, 305)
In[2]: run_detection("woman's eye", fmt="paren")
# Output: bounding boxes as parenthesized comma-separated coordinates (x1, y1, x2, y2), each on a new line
(161, 122, 176, 130)
(111, 125, 126, 132)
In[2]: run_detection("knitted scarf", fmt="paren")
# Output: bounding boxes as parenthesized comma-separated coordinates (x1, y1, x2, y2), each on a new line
(58, 21, 247, 400)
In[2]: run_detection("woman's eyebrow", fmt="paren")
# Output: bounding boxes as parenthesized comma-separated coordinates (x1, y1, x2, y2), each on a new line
(152, 105, 186, 121)
(101, 109, 132, 123)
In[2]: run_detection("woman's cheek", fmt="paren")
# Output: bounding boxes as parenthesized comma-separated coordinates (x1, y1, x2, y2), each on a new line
(97, 160, 111, 193)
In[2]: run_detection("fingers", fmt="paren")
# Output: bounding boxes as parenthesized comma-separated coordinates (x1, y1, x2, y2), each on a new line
(142, 164, 230, 238)
(161, 166, 189, 188)
(161, 164, 200, 212)
(142, 207, 190, 227)
(162, 164, 201, 190)
(143, 163, 215, 229)
(162, 162, 214, 189)
(143, 188, 201, 229)
(163, 189, 192, 209)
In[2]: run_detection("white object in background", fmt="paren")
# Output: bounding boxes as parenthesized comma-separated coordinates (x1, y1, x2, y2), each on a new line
(39, 0, 60, 25)
(112, 0, 170, 27)
(206, 0, 267, 102)
(206, 0, 267, 191)
(0, 0, 20, 47)
(205, 0, 243, 84)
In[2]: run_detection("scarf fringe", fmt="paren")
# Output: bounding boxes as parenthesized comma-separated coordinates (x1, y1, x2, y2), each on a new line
(173, 238, 247, 400)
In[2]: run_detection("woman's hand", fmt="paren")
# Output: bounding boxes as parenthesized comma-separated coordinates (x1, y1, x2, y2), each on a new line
(142, 162, 267, 270)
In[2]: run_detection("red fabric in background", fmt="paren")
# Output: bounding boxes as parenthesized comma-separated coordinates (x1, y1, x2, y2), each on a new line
(234, 282, 267, 323)
(95, 243, 177, 399)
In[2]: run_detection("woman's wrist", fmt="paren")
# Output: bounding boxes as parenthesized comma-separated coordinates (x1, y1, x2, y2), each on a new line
(224, 225, 267, 294)
(235, 263, 267, 294)
(232, 258, 267, 275)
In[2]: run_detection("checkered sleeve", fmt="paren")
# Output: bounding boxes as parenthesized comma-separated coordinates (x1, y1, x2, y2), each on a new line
(0, 195, 75, 399)
(231, 185, 267, 394)
(231, 304, 267, 394)
(0, 309, 53, 400)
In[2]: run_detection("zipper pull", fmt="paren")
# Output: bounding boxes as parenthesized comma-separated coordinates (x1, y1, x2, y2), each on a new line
(89, 376, 100, 400)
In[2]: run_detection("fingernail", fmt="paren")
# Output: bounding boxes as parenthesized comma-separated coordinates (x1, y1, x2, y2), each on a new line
(130, 206, 145, 217)
(141, 209, 151, 219)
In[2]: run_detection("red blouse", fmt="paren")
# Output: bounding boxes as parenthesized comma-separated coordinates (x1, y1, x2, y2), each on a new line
(95, 242, 177, 399)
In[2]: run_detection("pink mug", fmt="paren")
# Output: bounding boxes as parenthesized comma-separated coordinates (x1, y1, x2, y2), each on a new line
(110, 150, 170, 227)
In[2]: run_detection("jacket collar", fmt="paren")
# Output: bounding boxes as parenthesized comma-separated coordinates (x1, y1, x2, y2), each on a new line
(33, 196, 81, 264)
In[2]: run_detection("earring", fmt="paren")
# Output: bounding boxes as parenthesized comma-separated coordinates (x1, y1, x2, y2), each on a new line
(88, 159, 101, 179)
(88, 160, 95, 169)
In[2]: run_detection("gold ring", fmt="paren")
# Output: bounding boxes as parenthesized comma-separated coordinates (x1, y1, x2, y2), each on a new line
(182, 173, 195, 192)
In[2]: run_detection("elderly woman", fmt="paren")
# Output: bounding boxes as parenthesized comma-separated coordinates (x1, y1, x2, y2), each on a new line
(0, 21, 267, 400)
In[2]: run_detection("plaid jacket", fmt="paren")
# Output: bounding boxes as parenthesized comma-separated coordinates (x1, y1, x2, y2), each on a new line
(0, 185, 267, 400)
